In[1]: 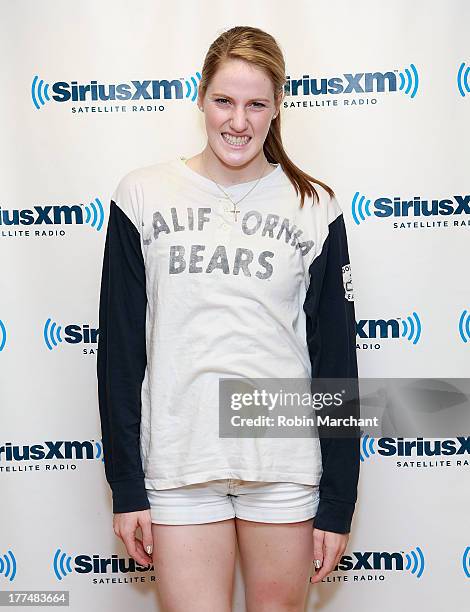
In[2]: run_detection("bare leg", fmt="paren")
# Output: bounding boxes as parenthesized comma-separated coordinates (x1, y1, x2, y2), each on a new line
(151, 518, 237, 612)
(236, 517, 314, 612)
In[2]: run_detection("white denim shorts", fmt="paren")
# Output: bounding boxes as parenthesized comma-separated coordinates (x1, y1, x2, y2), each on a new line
(146, 479, 320, 525)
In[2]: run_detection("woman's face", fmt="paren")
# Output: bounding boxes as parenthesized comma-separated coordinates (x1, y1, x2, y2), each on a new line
(199, 58, 281, 170)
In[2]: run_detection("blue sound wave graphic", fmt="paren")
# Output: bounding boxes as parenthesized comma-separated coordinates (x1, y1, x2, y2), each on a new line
(0, 550, 17, 582)
(184, 71, 201, 102)
(400, 312, 422, 344)
(43, 318, 63, 351)
(404, 546, 425, 578)
(398, 63, 419, 98)
(458, 309, 470, 343)
(84, 197, 104, 231)
(31, 75, 51, 110)
(351, 191, 372, 225)
(53, 548, 73, 581)
(0, 319, 6, 352)
(360, 433, 376, 462)
(463, 546, 470, 578)
(457, 62, 470, 97)
(95, 440, 105, 462)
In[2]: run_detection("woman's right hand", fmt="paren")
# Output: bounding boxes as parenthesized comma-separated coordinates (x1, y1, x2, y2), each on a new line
(113, 509, 154, 566)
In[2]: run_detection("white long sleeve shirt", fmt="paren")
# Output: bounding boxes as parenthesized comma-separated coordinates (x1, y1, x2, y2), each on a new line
(97, 157, 360, 533)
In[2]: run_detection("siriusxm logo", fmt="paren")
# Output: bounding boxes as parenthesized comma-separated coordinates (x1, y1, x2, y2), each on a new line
(31, 72, 201, 109)
(43, 319, 98, 351)
(352, 192, 470, 226)
(335, 546, 424, 578)
(52, 549, 153, 580)
(356, 312, 422, 344)
(0, 199, 104, 231)
(0, 440, 103, 462)
(360, 435, 470, 462)
(285, 63, 418, 98)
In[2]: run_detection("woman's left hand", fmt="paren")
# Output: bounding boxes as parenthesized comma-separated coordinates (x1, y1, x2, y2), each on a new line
(310, 528, 349, 584)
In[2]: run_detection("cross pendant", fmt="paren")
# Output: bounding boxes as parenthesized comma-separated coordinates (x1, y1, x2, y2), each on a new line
(230, 203, 241, 222)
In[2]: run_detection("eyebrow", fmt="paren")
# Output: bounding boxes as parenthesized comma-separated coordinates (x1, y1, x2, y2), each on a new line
(210, 93, 271, 103)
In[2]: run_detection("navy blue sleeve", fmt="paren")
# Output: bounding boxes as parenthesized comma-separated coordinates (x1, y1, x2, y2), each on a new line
(303, 211, 360, 534)
(96, 200, 150, 514)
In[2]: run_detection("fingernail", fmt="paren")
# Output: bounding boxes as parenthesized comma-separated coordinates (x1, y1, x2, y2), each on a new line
(146, 545, 153, 555)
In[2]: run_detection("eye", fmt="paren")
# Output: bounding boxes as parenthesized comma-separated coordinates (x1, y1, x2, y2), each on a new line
(214, 98, 266, 108)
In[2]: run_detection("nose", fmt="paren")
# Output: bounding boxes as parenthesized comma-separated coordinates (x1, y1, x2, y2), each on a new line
(229, 106, 249, 132)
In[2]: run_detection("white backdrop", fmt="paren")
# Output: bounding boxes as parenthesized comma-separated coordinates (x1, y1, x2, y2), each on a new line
(1, 0, 469, 610)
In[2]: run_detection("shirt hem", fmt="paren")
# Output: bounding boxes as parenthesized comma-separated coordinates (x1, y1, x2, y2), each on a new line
(144, 468, 323, 490)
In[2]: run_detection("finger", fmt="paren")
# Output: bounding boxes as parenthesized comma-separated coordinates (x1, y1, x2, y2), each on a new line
(311, 529, 325, 583)
(134, 535, 153, 566)
(333, 536, 348, 569)
(140, 516, 154, 560)
(310, 542, 338, 584)
(121, 530, 142, 565)
(334, 547, 345, 569)
(312, 529, 325, 566)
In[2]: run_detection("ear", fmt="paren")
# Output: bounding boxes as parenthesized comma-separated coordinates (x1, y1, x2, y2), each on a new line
(197, 91, 205, 112)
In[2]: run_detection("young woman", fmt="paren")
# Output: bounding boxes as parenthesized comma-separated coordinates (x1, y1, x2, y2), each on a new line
(97, 25, 360, 612)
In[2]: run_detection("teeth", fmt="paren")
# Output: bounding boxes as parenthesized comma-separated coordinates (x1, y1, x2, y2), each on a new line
(222, 133, 250, 145)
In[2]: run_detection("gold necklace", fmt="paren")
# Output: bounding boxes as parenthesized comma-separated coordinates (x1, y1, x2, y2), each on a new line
(204, 159, 272, 222)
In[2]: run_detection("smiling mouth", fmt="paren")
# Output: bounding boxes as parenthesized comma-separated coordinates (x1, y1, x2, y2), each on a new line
(221, 133, 251, 147)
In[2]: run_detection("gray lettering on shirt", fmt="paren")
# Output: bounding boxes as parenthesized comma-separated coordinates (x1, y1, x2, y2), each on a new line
(189, 245, 205, 273)
(233, 248, 254, 276)
(206, 245, 230, 274)
(242, 211, 262, 235)
(147, 206, 315, 280)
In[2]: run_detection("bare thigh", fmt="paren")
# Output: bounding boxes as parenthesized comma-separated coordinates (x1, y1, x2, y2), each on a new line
(235, 517, 314, 612)
(151, 518, 237, 612)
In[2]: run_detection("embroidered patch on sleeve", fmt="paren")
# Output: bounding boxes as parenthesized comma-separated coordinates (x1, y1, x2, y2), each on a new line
(342, 264, 354, 301)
